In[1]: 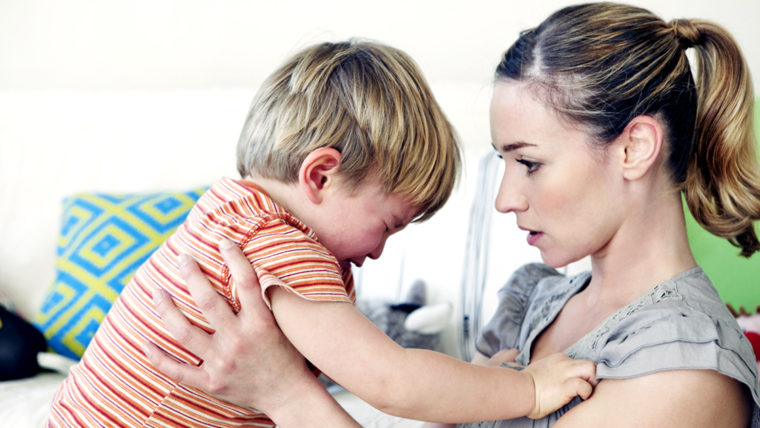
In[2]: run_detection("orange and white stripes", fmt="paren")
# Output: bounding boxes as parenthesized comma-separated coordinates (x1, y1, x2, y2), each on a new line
(49, 178, 355, 427)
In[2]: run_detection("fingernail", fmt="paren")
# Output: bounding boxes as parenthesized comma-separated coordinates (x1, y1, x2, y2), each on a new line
(141, 342, 152, 358)
(178, 253, 192, 267)
(219, 238, 235, 250)
(153, 289, 165, 305)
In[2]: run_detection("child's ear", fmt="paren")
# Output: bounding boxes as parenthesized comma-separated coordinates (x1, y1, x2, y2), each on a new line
(618, 115, 664, 181)
(299, 147, 342, 204)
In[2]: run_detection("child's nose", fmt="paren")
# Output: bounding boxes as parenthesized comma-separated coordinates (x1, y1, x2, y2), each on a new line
(369, 237, 387, 260)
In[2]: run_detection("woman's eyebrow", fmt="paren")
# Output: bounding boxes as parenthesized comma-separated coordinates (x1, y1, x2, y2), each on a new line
(491, 141, 536, 153)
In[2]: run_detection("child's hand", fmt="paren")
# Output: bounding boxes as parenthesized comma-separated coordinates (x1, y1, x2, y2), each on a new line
(522, 353, 597, 419)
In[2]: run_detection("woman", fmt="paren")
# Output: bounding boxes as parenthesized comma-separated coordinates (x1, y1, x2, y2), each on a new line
(145, 2, 760, 426)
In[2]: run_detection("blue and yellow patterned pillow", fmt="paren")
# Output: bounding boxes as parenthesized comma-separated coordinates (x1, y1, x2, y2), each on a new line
(35, 188, 207, 359)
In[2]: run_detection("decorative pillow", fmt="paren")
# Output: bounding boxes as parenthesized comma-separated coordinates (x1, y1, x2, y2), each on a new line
(34, 188, 207, 359)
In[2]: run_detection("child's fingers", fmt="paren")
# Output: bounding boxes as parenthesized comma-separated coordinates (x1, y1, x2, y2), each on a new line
(565, 359, 596, 400)
(572, 359, 597, 386)
(178, 253, 236, 328)
(574, 378, 594, 401)
(152, 288, 212, 353)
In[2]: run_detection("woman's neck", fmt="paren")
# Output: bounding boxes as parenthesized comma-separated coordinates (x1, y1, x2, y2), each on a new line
(586, 188, 697, 306)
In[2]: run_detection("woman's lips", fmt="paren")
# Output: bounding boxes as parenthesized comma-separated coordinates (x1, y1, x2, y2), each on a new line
(527, 231, 543, 246)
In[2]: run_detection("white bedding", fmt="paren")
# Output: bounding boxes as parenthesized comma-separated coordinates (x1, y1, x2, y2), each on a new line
(0, 372, 66, 428)
(0, 372, 423, 428)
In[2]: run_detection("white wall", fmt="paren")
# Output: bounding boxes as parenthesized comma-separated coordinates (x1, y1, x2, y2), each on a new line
(2, 0, 758, 92)
(1, 0, 758, 352)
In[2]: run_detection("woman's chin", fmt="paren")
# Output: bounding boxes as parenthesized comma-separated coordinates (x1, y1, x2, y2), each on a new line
(539, 252, 581, 270)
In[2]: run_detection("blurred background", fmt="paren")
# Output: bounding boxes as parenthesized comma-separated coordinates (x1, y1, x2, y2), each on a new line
(1, 0, 758, 355)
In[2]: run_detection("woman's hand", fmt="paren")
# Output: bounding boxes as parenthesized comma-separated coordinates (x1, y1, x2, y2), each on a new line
(142, 238, 359, 427)
(471, 349, 520, 367)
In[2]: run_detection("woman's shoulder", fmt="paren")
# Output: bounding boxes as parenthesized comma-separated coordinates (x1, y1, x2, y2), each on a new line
(585, 266, 760, 407)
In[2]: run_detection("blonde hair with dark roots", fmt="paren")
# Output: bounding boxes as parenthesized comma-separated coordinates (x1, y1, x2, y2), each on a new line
(237, 39, 461, 222)
(496, 2, 760, 257)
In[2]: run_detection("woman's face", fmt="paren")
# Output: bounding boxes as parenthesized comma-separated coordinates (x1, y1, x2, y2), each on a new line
(490, 81, 624, 268)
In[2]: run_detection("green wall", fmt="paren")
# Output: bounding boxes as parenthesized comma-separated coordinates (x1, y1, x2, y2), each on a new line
(685, 98, 760, 313)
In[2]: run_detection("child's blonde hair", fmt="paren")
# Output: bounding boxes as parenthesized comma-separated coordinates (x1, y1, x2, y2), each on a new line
(237, 39, 461, 222)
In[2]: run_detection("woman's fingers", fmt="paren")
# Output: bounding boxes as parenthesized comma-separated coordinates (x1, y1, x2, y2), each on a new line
(218, 239, 282, 337)
(142, 341, 204, 386)
(147, 239, 312, 410)
(152, 288, 212, 353)
(218, 239, 268, 318)
(178, 253, 236, 328)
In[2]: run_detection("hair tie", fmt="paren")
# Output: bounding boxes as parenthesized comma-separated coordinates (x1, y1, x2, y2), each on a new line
(670, 19, 700, 49)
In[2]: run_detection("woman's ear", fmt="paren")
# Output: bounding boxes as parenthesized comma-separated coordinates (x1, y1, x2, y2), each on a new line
(618, 115, 664, 181)
(299, 147, 342, 204)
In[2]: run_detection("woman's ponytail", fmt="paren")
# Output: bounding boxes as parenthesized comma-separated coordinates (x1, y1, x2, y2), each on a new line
(681, 19, 760, 257)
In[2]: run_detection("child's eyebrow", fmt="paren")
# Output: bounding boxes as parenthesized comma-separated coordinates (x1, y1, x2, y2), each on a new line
(491, 142, 536, 153)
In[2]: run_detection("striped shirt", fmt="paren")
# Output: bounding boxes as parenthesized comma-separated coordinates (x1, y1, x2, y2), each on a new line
(49, 177, 355, 427)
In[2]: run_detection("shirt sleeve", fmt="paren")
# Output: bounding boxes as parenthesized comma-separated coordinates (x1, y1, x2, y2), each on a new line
(237, 218, 353, 309)
(594, 304, 760, 405)
(597, 306, 756, 380)
(475, 263, 561, 358)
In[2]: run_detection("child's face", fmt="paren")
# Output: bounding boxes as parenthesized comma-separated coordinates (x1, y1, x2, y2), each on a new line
(314, 176, 419, 271)
(490, 81, 625, 268)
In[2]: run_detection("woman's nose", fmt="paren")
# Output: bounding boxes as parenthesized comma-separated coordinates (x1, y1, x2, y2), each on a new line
(494, 170, 528, 213)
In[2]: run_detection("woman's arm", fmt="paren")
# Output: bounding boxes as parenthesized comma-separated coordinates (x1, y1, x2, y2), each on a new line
(553, 369, 751, 427)
(143, 242, 359, 427)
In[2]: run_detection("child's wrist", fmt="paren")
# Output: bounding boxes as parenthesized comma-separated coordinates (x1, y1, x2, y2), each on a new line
(265, 375, 359, 427)
(261, 376, 314, 425)
(521, 370, 540, 419)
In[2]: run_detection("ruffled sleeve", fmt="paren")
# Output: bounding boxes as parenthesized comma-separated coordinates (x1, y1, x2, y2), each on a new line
(593, 303, 760, 404)
(576, 272, 760, 408)
(475, 263, 561, 358)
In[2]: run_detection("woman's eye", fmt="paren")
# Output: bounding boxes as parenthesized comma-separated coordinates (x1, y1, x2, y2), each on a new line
(516, 158, 540, 174)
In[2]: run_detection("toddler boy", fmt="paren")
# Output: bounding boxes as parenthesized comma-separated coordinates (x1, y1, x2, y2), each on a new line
(49, 40, 593, 427)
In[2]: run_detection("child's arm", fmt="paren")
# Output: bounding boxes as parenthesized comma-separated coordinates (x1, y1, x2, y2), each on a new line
(269, 287, 596, 423)
(423, 350, 522, 428)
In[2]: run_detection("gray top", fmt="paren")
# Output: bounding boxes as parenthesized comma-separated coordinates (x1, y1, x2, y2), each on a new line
(463, 263, 760, 427)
